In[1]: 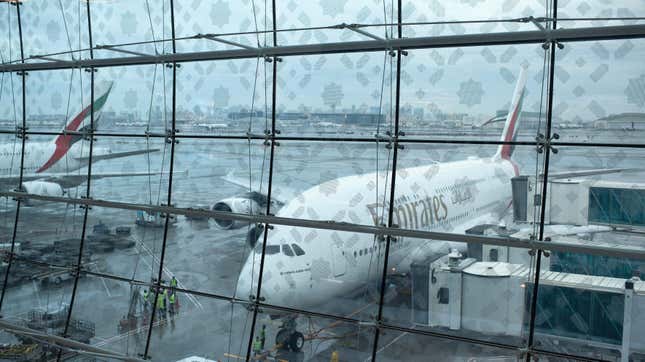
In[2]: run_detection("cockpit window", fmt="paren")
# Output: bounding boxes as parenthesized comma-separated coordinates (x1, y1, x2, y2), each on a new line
(256, 244, 280, 255)
(266, 245, 280, 254)
(282, 244, 294, 256)
(291, 244, 305, 256)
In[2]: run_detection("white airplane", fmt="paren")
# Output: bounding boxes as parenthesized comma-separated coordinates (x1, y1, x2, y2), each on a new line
(0, 84, 158, 201)
(213, 67, 630, 352)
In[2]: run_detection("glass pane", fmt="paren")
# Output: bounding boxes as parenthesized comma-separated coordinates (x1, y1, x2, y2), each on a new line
(174, 0, 272, 52)
(399, 44, 548, 141)
(164, 138, 268, 297)
(94, 64, 173, 135)
(89, 134, 171, 205)
(21, 0, 90, 61)
(277, 52, 395, 138)
(375, 327, 523, 361)
(68, 274, 149, 358)
(242, 226, 382, 321)
(90, 0, 173, 58)
(0, 3, 22, 63)
(401, 0, 549, 38)
(145, 290, 253, 361)
(393, 143, 543, 236)
(272, 140, 393, 227)
(275, 1, 397, 46)
(0, 69, 22, 132)
(82, 205, 162, 282)
(10, 201, 85, 273)
(558, 0, 645, 28)
(26, 68, 91, 132)
(248, 305, 375, 361)
(533, 145, 645, 359)
(0, 257, 72, 360)
(552, 38, 645, 145)
(177, 59, 273, 136)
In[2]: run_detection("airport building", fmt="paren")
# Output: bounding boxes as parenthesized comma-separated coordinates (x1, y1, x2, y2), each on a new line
(1, 1, 645, 362)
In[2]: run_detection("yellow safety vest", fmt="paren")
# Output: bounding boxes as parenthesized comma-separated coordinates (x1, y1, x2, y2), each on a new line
(169, 293, 175, 304)
(156, 294, 165, 309)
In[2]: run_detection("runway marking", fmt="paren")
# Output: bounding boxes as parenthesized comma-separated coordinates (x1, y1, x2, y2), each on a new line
(136, 239, 203, 310)
(362, 328, 410, 362)
(100, 276, 112, 297)
(32, 279, 43, 309)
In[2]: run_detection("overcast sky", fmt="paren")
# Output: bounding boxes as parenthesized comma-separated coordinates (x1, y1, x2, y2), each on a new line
(1, 0, 644, 123)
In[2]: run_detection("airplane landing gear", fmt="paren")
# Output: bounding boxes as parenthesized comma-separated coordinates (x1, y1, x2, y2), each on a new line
(275, 316, 305, 352)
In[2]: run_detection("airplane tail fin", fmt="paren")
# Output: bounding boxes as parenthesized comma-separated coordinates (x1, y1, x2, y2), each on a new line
(56, 82, 113, 138)
(493, 66, 528, 161)
(38, 83, 113, 173)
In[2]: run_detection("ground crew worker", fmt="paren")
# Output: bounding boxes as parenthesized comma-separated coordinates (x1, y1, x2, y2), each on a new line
(170, 276, 178, 288)
(142, 289, 150, 312)
(259, 325, 266, 349)
(330, 350, 339, 362)
(156, 291, 166, 320)
(253, 336, 262, 356)
(168, 291, 176, 316)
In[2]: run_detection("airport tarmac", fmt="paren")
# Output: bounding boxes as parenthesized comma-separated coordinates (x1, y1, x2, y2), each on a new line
(1, 129, 644, 361)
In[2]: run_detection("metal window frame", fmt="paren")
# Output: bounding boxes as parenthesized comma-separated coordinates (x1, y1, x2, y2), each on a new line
(1, 0, 645, 361)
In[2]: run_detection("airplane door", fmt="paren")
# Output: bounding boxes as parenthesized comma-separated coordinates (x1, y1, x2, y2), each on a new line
(331, 245, 346, 277)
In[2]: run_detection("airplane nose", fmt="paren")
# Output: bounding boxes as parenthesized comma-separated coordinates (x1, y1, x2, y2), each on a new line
(236, 275, 254, 301)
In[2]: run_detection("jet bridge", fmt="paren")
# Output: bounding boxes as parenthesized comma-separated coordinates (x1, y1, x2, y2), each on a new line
(511, 176, 645, 228)
(410, 254, 645, 361)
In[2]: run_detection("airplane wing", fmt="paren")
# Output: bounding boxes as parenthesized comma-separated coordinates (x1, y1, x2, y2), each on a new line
(222, 170, 304, 206)
(75, 148, 160, 163)
(1, 170, 178, 191)
(545, 168, 640, 180)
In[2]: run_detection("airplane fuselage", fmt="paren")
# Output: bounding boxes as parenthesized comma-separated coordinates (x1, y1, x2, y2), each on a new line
(0, 142, 112, 177)
(237, 157, 517, 310)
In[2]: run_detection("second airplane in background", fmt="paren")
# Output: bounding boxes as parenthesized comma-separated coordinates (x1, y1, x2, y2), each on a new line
(0, 84, 159, 200)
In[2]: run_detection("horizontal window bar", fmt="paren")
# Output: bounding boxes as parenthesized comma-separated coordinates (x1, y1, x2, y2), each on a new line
(2, 24, 645, 73)
(2, 191, 645, 261)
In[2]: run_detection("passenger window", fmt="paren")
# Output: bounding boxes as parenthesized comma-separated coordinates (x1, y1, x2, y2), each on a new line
(291, 244, 305, 256)
(282, 244, 295, 257)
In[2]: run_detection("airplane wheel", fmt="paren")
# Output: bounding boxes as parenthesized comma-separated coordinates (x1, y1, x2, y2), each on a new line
(276, 329, 290, 350)
(289, 331, 305, 352)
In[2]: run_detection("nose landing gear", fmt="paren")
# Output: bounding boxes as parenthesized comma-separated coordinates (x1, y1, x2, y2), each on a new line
(275, 316, 305, 352)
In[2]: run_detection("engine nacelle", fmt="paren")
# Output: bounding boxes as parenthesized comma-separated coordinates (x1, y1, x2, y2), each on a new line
(20, 181, 65, 198)
(212, 192, 267, 229)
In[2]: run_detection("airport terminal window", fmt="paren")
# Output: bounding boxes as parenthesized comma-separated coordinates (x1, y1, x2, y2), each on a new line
(2, 2, 645, 362)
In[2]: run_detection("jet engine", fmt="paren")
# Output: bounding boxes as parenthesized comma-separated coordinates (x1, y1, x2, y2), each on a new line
(211, 192, 269, 229)
(20, 181, 65, 197)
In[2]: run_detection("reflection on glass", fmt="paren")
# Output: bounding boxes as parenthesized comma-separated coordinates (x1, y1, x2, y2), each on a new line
(2, 6, 645, 361)
(277, 52, 395, 137)
(400, 45, 547, 141)
(553, 39, 645, 145)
